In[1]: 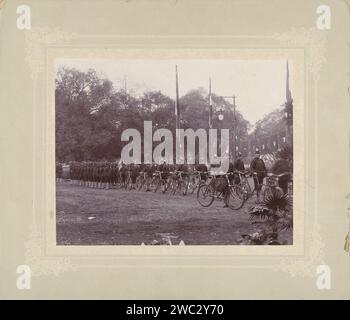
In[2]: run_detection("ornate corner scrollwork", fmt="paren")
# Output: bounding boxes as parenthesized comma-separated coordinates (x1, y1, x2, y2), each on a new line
(273, 223, 325, 277)
(271, 27, 327, 275)
(25, 27, 77, 81)
(272, 27, 327, 82)
(24, 27, 78, 276)
(25, 222, 78, 277)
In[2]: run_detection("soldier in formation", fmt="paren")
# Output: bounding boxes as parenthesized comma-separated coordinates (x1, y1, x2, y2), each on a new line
(56, 162, 63, 182)
(68, 161, 120, 189)
(62, 153, 292, 204)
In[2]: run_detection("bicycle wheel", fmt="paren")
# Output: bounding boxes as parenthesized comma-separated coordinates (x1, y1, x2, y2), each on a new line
(143, 177, 150, 191)
(161, 180, 168, 193)
(228, 186, 245, 210)
(197, 184, 215, 207)
(153, 179, 160, 193)
(188, 177, 200, 195)
(148, 177, 156, 192)
(168, 180, 176, 194)
(128, 179, 134, 190)
(124, 177, 130, 189)
(240, 178, 252, 200)
(117, 176, 125, 189)
(238, 183, 250, 202)
(172, 181, 178, 195)
(185, 182, 196, 195)
(164, 178, 172, 193)
(135, 176, 143, 190)
(182, 180, 189, 196)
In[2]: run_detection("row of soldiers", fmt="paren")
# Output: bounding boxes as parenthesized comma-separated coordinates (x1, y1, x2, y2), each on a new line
(56, 161, 212, 189)
(56, 162, 63, 182)
(55, 159, 244, 189)
(56, 148, 291, 201)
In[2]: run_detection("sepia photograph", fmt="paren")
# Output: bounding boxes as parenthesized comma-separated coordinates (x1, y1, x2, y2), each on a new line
(55, 58, 294, 246)
(2, 0, 350, 302)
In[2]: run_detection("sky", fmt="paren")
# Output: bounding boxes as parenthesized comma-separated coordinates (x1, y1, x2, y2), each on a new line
(56, 58, 293, 126)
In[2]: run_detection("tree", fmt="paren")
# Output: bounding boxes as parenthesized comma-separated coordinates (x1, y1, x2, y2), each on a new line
(56, 67, 177, 162)
(249, 108, 288, 155)
(180, 88, 210, 129)
(55, 68, 252, 163)
(56, 67, 119, 161)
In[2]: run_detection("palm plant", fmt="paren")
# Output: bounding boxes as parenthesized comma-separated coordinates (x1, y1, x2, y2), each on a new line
(245, 190, 293, 245)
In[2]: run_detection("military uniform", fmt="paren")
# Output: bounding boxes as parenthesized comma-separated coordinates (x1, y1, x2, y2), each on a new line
(250, 153, 267, 202)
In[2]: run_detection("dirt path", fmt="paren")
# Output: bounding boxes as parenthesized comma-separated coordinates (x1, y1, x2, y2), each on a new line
(56, 183, 291, 245)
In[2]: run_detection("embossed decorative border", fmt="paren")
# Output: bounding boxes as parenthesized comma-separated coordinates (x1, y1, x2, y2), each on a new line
(24, 27, 79, 276)
(344, 0, 350, 254)
(271, 27, 328, 274)
(24, 27, 326, 277)
(345, 40, 350, 254)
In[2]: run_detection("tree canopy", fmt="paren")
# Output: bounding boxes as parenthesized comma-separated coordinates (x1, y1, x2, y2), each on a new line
(56, 67, 288, 162)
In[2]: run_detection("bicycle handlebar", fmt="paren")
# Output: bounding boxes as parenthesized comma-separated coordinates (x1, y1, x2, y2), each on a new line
(267, 172, 291, 178)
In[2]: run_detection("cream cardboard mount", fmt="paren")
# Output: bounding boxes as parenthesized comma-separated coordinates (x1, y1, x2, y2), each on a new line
(0, 0, 349, 299)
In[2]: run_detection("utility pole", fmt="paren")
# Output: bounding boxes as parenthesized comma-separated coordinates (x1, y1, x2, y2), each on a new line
(208, 80, 238, 163)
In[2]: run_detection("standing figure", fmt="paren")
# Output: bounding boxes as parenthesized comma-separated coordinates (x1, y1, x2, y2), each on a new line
(233, 152, 245, 184)
(223, 162, 235, 207)
(250, 150, 267, 203)
(271, 150, 291, 194)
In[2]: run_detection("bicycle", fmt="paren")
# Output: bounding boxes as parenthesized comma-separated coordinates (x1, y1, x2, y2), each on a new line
(263, 173, 286, 200)
(117, 170, 129, 189)
(235, 171, 290, 204)
(171, 171, 188, 195)
(135, 171, 147, 190)
(182, 170, 207, 195)
(150, 171, 168, 193)
(142, 172, 154, 192)
(196, 172, 245, 210)
(166, 171, 178, 194)
(125, 171, 134, 190)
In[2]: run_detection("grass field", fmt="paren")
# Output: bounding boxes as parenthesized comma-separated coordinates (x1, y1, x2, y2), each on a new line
(56, 182, 292, 245)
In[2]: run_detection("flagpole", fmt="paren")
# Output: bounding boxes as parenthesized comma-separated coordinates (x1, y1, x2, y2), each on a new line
(175, 65, 180, 131)
(209, 77, 213, 129)
(175, 65, 181, 163)
(208, 77, 212, 168)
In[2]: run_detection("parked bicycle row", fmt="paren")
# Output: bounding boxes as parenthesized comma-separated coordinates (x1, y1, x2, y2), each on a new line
(57, 149, 293, 209)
